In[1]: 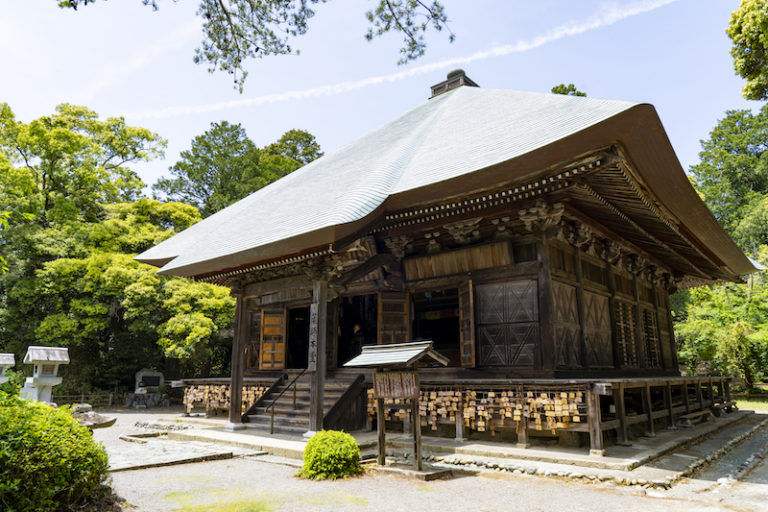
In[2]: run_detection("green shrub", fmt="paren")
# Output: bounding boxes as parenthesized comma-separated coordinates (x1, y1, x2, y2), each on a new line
(298, 430, 363, 480)
(0, 392, 110, 511)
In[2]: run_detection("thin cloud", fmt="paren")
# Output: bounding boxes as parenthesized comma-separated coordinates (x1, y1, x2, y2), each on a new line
(129, 0, 679, 120)
(76, 21, 200, 104)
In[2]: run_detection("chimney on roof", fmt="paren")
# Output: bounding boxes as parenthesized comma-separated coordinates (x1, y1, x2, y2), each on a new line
(430, 69, 479, 98)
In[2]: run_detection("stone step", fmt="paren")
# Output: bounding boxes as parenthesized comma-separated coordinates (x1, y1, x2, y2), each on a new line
(247, 414, 309, 428)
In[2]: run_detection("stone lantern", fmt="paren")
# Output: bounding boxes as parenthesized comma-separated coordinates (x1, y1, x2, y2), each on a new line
(20, 346, 69, 403)
(0, 353, 14, 385)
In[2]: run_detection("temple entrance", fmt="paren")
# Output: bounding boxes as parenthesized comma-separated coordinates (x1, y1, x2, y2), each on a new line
(412, 289, 461, 366)
(337, 294, 378, 366)
(286, 306, 310, 369)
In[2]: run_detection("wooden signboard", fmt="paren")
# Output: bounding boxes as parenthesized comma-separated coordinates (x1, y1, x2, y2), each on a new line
(374, 371, 419, 399)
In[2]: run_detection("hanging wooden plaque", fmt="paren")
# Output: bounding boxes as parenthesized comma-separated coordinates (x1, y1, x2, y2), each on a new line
(374, 371, 419, 399)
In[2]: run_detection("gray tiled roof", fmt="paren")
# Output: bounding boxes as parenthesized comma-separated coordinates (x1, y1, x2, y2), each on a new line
(23, 346, 70, 364)
(344, 341, 449, 368)
(0, 353, 14, 366)
(136, 86, 637, 276)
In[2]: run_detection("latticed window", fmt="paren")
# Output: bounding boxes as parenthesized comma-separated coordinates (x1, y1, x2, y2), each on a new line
(614, 300, 637, 366)
(642, 309, 661, 368)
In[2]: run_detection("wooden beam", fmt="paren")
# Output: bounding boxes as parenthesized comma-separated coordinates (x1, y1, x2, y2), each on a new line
(455, 391, 466, 440)
(664, 381, 675, 429)
(537, 233, 555, 371)
(308, 280, 328, 431)
(333, 253, 397, 286)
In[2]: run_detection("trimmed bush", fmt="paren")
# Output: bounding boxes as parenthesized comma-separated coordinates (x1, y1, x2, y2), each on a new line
(0, 392, 110, 511)
(298, 430, 363, 480)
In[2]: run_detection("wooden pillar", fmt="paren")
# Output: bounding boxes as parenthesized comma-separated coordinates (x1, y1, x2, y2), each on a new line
(537, 234, 555, 372)
(515, 385, 529, 448)
(613, 383, 629, 445)
(226, 292, 248, 430)
(403, 407, 413, 434)
(308, 280, 328, 431)
(632, 276, 646, 368)
(707, 378, 715, 407)
(696, 378, 704, 410)
(455, 390, 466, 440)
(724, 379, 732, 402)
(642, 384, 655, 437)
(682, 382, 690, 413)
(412, 397, 422, 471)
(587, 388, 604, 456)
(573, 247, 588, 369)
(664, 381, 675, 429)
(376, 397, 386, 465)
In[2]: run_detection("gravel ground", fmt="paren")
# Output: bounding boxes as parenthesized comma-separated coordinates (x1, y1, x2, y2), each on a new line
(95, 409, 768, 512)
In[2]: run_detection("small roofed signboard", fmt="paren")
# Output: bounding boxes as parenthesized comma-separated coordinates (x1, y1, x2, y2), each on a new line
(374, 371, 419, 399)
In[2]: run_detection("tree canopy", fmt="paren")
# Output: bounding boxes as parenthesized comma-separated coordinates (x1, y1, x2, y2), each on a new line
(0, 105, 236, 391)
(58, 0, 454, 91)
(551, 83, 587, 97)
(153, 122, 321, 217)
(728, 0, 768, 100)
(688, 105, 768, 252)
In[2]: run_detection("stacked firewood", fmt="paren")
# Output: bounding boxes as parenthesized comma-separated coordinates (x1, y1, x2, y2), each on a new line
(183, 384, 267, 414)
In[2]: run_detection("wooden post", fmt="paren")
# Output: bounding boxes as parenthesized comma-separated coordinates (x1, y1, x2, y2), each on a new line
(308, 280, 328, 431)
(412, 397, 422, 471)
(724, 379, 732, 402)
(587, 388, 604, 456)
(642, 384, 655, 437)
(696, 378, 704, 410)
(682, 382, 690, 413)
(226, 292, 248, 430)
(455, 390, 466, 440)
(376, 397, 386, 465)
(537, 234, 555, 372)
(664, 381, 675, 429)
(516, 385, 529, 448)
(613, 383, 629, 445)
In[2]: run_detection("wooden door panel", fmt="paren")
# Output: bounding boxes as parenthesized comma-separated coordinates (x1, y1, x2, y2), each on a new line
(583, 292, 613, 367)
(260, 309, 286, 370)
(377, 292, 409, 345)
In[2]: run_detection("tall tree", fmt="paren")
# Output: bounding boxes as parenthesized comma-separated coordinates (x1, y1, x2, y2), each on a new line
(58, 0, 454, 91)
(688, 105, 768, 247)
(728, 0, 768, 100)
(551, 83, 587, 97)
(265, 128, 323, 165)
(153, 123, 321, 217)
(0, 105, 235, 390)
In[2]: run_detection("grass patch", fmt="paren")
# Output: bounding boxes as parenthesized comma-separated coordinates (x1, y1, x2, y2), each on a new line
(736, 398, 768, 413)
(164, 488, 280, 512)
(299, 492, 368, 506)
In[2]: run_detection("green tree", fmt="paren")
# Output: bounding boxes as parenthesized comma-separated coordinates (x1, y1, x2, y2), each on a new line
(265, 128, 323, 165)
(688, 105, 768, 244)
(153, 123, 320, 217)
(58, 0, 454, 91)
(728, 0, 768, 100)
(0, 104, 235, 390)
(551, 83, 587, 97)
(676, 251, 768, 390)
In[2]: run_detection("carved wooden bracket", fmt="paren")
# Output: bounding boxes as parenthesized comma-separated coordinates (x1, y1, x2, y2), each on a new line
(599, 239, 622, 265)
(519, 200, 564, 232)
(490, 216, 514, 239)
(567, 221, 592, 248)
(623, 254, 646, 276)
(423, 231, 442, 253)
(384, 235, 411, 261)
(444, 217, 482, 245)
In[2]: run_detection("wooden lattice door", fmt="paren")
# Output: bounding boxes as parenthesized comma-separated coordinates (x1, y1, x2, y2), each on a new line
(377, 292, 410, 345)
(259, 309, 286, 370)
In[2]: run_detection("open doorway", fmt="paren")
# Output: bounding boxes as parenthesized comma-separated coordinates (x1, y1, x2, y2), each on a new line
(412, 289, 461, 366)
(286, 306, 309, 369)
(337, 294, 378, 366)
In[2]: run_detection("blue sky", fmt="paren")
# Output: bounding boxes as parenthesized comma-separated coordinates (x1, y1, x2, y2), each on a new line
(0, 1, 757, 189)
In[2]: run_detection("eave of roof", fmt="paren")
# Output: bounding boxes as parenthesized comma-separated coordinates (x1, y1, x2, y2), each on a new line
(136, 85, 756, 281)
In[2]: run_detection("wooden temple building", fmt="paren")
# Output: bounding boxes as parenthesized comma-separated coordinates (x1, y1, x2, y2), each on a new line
(138, 70, 756, 454)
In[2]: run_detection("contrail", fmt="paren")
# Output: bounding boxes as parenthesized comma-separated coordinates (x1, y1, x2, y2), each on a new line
(128, 0, 680, 120)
